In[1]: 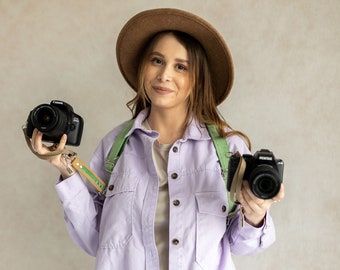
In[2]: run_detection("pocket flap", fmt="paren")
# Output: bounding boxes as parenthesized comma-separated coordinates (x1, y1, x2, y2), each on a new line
(195, 192, 228, 217)
(105, 172, 139, 197)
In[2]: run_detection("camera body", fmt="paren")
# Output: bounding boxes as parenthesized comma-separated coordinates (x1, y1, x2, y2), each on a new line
(26, 100, 84, 146)
(227, 149, 284, 200)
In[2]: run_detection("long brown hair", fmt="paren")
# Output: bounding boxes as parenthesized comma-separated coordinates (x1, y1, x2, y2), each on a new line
(126, 31, 251, 149)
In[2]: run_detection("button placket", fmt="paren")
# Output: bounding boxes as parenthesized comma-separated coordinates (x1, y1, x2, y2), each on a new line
(168, 143, 182, 251)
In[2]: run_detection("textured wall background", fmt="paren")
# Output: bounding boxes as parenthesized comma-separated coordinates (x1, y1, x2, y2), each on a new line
(1, 1, 339, 269)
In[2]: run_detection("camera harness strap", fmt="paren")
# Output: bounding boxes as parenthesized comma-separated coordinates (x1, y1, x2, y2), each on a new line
(23, 121, 246, 222)
(206, 125, 246, 223)
(104, 121, 244, 220)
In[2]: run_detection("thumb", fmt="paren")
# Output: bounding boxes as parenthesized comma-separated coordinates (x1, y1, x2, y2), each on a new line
(57, 134, 68, 150)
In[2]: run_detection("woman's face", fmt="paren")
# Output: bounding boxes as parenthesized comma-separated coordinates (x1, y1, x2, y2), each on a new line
(143, 33, 192, 113)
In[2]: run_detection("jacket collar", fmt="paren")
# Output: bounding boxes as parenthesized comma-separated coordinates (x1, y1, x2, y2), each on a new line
(126, 108, 211, 142)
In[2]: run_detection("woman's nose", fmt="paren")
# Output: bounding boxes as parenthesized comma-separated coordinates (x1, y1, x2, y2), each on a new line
(157, 65, 172, 82)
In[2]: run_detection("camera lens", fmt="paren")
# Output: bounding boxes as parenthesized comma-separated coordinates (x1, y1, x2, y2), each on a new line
(249, 165, 281, 200)
(36, 107, 55, 127)
(31, 104, 68, 136)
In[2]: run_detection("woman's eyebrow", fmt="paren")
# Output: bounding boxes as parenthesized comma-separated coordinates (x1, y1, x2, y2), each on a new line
(150, 51, 189, 64)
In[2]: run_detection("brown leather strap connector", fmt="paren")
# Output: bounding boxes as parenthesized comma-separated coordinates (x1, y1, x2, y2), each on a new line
(229, 155, 246, 204)
(226, 153, 247, 226)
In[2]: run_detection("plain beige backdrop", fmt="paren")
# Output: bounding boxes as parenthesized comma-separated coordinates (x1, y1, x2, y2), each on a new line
(1, 1, 339, 269)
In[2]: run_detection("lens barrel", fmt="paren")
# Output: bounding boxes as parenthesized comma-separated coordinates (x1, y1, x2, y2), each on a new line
(31, 104, 68, 137)
(249, 165, 281, 199)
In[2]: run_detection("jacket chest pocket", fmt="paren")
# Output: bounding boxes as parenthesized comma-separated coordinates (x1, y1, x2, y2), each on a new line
(99, 172, 139, 249)
(195, 191, 228, 269)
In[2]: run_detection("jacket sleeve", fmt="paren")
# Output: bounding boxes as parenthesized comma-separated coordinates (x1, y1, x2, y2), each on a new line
(54, 125, 122, 256)
(55, 175, 103, 256)
(225, 134, 276, 255)
(56, 126, 117, 256)
(226, 210, 276, 255)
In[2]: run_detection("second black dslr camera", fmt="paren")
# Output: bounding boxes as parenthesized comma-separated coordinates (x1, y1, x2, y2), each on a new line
(25, 100, 84, 146)
(227, 149, 284, 200)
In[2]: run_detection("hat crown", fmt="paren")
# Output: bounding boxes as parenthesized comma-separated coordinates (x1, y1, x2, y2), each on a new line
(116, 8, 234, 105)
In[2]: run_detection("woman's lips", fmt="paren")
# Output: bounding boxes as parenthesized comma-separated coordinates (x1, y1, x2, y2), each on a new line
(153, 86, 173, 94)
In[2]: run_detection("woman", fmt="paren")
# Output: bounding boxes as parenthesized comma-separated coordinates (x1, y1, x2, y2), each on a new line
(31, 8, 284, 270)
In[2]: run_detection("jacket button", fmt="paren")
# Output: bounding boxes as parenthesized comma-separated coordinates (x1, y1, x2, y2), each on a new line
(108, 185, 114, 191)
(173, 200, 180, 206)
(171, 173, 178, 179)
(222, 205, 227, 212)
(172, 146, 178, 153)
(172, 238, 180, 245)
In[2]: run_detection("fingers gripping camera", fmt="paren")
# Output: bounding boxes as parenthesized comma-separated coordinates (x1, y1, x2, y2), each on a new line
(227, 149, 284, 200)
(25, 100, 84, 146)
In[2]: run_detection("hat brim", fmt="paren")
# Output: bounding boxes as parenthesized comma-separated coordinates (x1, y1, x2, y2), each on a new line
(116, 8, 234, 105)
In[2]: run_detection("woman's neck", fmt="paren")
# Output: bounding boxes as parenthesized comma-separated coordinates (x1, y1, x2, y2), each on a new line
(147, 107, 187, 144)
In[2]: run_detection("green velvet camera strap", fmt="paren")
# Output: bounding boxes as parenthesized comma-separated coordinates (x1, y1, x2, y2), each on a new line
(104, 119, 134, 174)
(206, 125, 237, 215)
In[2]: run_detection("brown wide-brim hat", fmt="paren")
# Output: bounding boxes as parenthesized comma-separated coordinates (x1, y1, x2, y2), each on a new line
(116, 8, 234, 105)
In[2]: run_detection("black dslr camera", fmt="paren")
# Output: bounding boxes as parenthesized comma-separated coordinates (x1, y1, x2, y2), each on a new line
(227, 149, 284, 200)
(25, 100, 84, 146)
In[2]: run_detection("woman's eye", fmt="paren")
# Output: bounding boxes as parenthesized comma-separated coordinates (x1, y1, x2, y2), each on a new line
(151, 57, 163, 65)
(176, 64, 188, 71)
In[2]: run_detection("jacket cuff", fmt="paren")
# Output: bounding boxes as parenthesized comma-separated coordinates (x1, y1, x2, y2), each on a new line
(55, 173, 87, 204)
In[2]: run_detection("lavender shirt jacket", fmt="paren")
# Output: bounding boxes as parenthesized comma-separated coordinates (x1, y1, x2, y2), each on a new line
(55, 109, 276, 270)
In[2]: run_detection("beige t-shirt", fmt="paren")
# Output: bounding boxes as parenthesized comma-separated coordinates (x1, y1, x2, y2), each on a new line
(143, 121, 171, 269)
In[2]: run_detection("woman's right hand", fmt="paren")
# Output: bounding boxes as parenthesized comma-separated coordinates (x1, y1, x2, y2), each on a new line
(31, 129, 76, 179)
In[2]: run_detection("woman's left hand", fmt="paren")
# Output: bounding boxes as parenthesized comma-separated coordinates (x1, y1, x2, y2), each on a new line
(237, 181, 285, 227)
